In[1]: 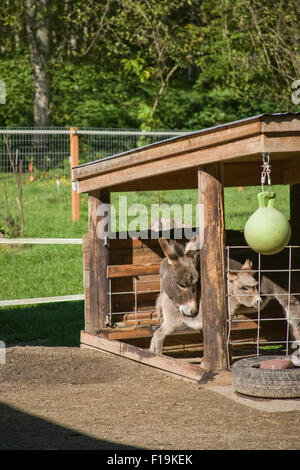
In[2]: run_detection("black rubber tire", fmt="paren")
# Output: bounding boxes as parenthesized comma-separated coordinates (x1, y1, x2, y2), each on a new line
(232, 356, 300, 399)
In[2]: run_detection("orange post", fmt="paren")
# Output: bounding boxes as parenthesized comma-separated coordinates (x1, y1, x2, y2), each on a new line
(70, 127, 80, 221)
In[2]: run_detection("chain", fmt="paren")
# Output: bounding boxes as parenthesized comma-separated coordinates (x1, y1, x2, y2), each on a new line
(261, 152, 271, 193)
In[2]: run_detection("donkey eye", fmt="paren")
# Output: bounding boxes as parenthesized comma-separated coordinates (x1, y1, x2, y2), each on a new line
(176, 283, 186, 289)
(241, 286, 249, 291)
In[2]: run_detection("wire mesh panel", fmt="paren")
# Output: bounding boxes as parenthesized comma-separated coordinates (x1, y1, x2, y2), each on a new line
(77, 128, 186, 165)
(0, 129, 71, 175)
(0, 129, 71, 237)
(226, 245, 300, 362)
(107, 274, 161, 328)
(0, 128, 187, 238)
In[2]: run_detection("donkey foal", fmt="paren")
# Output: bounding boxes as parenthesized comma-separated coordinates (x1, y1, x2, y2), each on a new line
(150, 238, 261, 355)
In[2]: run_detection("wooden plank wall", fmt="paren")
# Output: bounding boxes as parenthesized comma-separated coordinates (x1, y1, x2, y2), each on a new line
(108, 234, 163, 317)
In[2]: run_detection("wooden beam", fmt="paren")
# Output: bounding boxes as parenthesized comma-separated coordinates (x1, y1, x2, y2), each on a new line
(82, 234, 91, 332)
(107, 263, 160, 278)
(85, 189, 110, 333)
(263, 135, 300, 156)
(76, 136, 263, 193)
(96, 315, 259, 341)
(111, 168, 198, 192)
(72, 114, 300, 193)
(223, 161, 283, 187)
(262, 115, 300, 133)
(72, 119, 262, 181)
(80, 330, 206, 382)
(198, 164, 229, 372)
(109, 160, 285, 192)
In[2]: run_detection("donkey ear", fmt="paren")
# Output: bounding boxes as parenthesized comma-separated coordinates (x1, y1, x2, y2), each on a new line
(158, 238, 179, 265)
(241, 259, 253, 270)
(228, 272, 238, 282)
(184, 235, 199, 255)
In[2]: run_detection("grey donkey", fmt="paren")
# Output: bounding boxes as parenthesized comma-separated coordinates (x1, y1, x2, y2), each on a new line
(150, 237, 261, 355)
(231, 257, 300, 343)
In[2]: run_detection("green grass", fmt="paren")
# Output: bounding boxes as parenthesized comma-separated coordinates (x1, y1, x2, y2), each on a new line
(0, 301, 84, 347)
(0, 171, 290, 346)
(0, 169, 89, 238)
(224, 185, 289, 231)
(0, 244, 83, 300)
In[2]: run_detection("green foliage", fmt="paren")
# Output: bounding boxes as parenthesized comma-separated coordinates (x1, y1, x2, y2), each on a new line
(0, 0, 299, 129)
(51, 63, 144, 128)
(0, 55, 33, 126)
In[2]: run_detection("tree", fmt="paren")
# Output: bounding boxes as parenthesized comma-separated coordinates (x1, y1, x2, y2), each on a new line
(0, 0, 299, 129)
(25, 0, 51, 127)
(115, 0, 203, 128)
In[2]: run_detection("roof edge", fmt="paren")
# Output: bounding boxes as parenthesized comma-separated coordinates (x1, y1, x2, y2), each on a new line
(73, 112, 300, 170)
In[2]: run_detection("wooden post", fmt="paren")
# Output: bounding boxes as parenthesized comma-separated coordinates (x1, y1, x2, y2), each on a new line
(85, 189, 110, 333)
(82, 234, 91, 332)
(70, 127, 80, 221)
(290, 184, 300, 245)
(198, 164, 229, 371)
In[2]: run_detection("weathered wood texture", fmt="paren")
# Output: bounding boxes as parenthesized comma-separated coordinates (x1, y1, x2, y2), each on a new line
(80, 330, 206, 382)
(72, 114, 300, 193)
(101, 159, 299, 192)
(198, 165, 229, 371)
(107, 263, 160, 278)
(77, 136, 264, 193)
(73, 119, 262, 180)
(82, 234, 91, 331)
(85, 189, 110, 333)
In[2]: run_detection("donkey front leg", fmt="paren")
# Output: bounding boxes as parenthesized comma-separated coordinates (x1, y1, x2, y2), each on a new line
(183, 314, 202, 331)
(150, 322, 175, 355)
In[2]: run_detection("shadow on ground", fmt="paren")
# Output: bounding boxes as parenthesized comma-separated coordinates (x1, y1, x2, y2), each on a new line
(0, 402, 140, 450)
(0, 301, 84, 347)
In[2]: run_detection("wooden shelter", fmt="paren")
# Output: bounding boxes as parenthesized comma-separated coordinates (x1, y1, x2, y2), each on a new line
(72, 112, 300, 382)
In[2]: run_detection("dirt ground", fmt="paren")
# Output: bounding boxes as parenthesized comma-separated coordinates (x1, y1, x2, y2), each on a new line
(0, 345, 299, 451)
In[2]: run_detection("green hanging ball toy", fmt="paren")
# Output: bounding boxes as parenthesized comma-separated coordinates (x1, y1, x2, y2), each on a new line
(244, 192, 291, 255)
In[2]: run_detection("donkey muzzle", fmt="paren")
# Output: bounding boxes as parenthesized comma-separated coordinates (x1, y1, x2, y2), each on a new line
(179, 300, 198, 317)
(252, 295, 262, 309)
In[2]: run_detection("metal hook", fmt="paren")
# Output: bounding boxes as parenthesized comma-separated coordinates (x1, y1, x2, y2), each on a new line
(261, 152, 271, 193)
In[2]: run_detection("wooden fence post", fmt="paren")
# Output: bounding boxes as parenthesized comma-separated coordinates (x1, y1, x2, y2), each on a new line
(198, 164, 229, 371)
(70, 127, 80, 221)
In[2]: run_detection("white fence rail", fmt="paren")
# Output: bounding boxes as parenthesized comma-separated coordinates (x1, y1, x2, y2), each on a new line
(0, 238, 82, 245)
(0, 238, 84, 308)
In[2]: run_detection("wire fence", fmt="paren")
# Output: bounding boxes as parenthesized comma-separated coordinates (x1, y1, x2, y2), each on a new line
(0, 127, 188, 308)
(227, 245, 300, 361)
(76, 128, 187, 165)
(0, 127, 187, 237)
